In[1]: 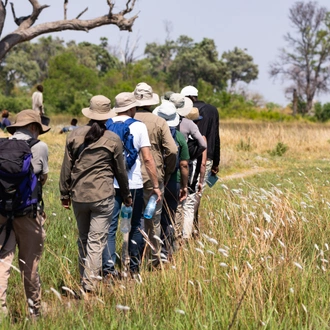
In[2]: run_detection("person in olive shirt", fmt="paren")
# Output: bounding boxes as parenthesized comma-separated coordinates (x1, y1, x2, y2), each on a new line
(59, 95, 132, 292)
(133, 82, 178, 268)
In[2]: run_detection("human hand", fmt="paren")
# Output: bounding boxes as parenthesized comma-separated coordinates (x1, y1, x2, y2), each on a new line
(152, 187, 162, 203)
(179, 187, 188, 202)
(124, 196, 133, 207)
(211, 165, 219, 175)
(61, 198, 71, 210)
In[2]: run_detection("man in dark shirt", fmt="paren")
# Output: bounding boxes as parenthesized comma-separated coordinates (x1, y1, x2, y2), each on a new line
(181, 85, 220, 236)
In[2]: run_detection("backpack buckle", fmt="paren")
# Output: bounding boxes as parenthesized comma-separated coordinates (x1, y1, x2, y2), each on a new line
(5, 200, 13, 212)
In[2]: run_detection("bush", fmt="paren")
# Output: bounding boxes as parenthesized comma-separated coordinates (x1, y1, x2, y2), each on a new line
(268, 142, 288, 156)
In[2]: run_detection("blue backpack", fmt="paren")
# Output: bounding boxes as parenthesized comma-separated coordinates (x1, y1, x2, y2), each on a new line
(105, 118, 139, 170)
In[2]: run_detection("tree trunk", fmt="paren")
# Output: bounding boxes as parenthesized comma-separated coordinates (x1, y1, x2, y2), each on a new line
(292, 89, 297, 116)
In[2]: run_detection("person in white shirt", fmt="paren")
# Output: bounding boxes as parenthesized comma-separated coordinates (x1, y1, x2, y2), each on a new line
(32, 85, 44, 116)
(102, 92, 161, 277)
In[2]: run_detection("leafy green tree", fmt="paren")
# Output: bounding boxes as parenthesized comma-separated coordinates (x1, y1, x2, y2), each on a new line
(66, 38, 119, 75)
(44, 51, 99, 113)
(221, 47, 258, 90)
(270, 1, 330, 114)
(168, 36, 227, 90)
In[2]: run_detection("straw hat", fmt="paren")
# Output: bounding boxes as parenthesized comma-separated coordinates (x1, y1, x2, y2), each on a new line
(185, 107, 203, 121)
(134, 82, 160, 106)
(7, 109, 50, 135)
(82, 95, 113, 120)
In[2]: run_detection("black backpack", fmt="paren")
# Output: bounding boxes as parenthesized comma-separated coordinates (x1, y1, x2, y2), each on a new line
(0, 138, 42, 251)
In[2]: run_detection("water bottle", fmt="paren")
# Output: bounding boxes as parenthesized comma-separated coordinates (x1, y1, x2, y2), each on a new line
(144, 194, 157, 219)
(120, 205, 132, 233)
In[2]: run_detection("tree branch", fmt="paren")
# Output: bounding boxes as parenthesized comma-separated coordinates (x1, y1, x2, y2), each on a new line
(64, 0, 68, 20)
(0, 0, 8, 38)
(76, 7, 88, 20)
(0, 9, 138, 61)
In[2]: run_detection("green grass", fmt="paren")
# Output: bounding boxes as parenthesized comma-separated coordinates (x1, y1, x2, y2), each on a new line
(2, 123, 330, 329)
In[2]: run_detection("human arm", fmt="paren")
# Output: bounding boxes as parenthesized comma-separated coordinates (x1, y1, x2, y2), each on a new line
(59, 138, 74, 208)
(112, 140, 132, 205)
(140, 146, 162, 202)
(162, 122, 178, 184)
(189, 120, 207, 158)
(211, 110, 220, 175)
(179, 160, 189, 202)
(197, 137, 207, 193)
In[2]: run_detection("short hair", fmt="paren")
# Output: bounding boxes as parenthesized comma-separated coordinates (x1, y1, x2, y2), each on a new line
(71, 118, 78, 126)
(2, 110, 9, 118)
(36, 85, 43, 92)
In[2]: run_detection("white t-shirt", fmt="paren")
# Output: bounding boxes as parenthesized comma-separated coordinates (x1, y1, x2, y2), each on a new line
(112, 115, 151, 189)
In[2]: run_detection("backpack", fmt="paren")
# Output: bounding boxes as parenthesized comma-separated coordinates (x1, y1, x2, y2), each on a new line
(105, 118, 139, 170)
(0, 138, 42, 251)
(169, 127, 181, 172)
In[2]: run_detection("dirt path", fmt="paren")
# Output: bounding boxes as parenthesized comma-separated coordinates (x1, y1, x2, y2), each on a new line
(220, 167, 275, 181)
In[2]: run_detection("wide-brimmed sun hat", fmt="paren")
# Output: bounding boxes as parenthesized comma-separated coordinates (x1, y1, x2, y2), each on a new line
(82, 95, 112, 120)
(114, 92, 140, 113)
(185, 107, 203, 121)
(7, 109, 50, 135)
(134, 82, 160, 106)
(175, 97, 194, 117)
(180, 85, 198, 97)
(153, 101, 180, 127)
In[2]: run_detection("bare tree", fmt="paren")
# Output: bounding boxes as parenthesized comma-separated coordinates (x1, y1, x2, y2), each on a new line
(0, 0, 138, 61)
(270, 1, 330, 114)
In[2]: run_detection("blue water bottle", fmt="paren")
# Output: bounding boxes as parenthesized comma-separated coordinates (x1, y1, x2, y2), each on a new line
(144, 194, 157, 219)
(120, 205, 132, 233)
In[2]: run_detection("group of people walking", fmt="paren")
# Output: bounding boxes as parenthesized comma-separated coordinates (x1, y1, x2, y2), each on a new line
(0, 81, 220, 319)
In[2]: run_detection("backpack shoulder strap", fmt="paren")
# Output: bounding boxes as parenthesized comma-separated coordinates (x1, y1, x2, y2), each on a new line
(125, 118, 139, 127)
(27, 138, 40, 148)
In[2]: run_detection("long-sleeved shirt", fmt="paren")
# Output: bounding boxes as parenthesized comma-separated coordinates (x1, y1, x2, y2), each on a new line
(193, 100, 220, 167)
(32, 91, 44, 114)
(134, 109, 178, 185)
(59, 124, 130, 203)
(178, 117, 207, 158)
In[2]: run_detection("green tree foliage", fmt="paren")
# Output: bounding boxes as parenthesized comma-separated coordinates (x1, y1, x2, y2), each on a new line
(44, 52, 99, 114)
(0, 36, 65, 94)
(270, 1, 330, 114)
(221, 47, 258, 89)
(145, 35, 228, 91)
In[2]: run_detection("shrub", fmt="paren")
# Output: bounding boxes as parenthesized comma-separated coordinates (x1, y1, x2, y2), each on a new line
(268, 142, 288, 156)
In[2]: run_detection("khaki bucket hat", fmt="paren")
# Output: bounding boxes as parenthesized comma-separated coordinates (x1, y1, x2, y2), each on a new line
(7, 109, 51, 135)
(134, 82, 160, 106)
(82, 95, 112, 120)
(114, 92, 140, 113)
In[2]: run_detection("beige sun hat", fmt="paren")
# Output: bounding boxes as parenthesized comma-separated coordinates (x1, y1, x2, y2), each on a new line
(82, 95, 112, 120)
(114, 92, 140, 113)
(153, 101, 180, 127)
(185, 107, 203, 121)
(7, 109, 50, 135)
(134, 82, 160, 106)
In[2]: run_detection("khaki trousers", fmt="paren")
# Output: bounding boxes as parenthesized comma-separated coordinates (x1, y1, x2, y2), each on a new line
(72, 196, 114, 291)
(143, 182, 164, 266)
(0, 211, 46, 316)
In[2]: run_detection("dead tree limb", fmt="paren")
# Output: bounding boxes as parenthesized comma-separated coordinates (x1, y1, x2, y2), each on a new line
(0, 0, 8, 38)
(0, 0, 138, 61)
(64, 0, 68, 20)
(76, 7, 88, 20)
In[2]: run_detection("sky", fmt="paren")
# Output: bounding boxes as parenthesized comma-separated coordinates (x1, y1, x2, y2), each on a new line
(3, 0, 330, 106)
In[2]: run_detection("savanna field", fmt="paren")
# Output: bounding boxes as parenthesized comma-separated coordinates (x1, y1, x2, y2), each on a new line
(1, 118, 330, 329)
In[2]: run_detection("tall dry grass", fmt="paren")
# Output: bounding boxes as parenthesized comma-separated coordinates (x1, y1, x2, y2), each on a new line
(1, 119, 330, 329)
